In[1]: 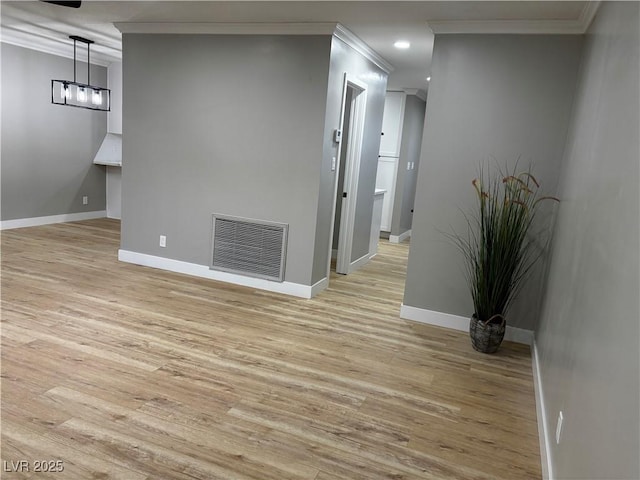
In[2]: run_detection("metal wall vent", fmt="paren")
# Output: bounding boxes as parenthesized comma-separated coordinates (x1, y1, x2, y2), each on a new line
(211, 215, 288, 282)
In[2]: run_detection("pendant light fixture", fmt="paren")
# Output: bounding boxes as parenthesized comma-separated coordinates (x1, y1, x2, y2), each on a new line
(51, 35, 110, 111)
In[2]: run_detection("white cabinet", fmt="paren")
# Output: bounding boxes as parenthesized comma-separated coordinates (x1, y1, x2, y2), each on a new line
(379, 91, 406, 157)
(369, 190, 385, 257)
(375, 157, 398, 232)
(376, 91, 406, 232)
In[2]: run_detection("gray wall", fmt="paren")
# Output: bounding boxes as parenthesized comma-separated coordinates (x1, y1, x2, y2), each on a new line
(1, 43, 107, 220)
(403, 34, 583, 330)
(536, 3, 639, 478)
(390, 94, 425, 237)
(121, 34, 331, 285)
(311, 36, 388, 282)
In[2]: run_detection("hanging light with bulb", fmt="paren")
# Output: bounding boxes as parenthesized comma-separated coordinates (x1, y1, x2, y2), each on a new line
(51, 35, 110, 111)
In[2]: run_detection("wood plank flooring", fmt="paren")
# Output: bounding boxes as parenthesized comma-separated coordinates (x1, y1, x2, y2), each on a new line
(1, 219, 541, 479)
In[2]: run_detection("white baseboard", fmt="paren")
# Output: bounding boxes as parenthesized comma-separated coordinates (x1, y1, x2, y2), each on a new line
(310, 277, 329, 297)
(532, 340, 553, 480)
(118, 249, 321, 299)
(400, 304, 468, 330)
(399, 304, 534, 345)
(389, 229, 411, 244)
(506, 325, 535, 345)
(0, 210, 107, 230)
(347, 252, 371, 274)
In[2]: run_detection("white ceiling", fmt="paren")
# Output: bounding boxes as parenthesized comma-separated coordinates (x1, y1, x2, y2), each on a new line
(1, 1, 597, 90)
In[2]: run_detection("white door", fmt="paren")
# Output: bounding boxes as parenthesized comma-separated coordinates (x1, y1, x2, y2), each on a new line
(327, 74, 368, 276)
(375, 156, 398, 232)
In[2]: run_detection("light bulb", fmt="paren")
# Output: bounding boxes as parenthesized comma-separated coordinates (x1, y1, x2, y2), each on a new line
(91, 90, 102, 106)
(61, 83, 71, 99)
(77, 87, 87, 103)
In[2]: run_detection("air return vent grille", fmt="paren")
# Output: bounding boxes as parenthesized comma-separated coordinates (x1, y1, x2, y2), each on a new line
(211, 215, 288, 282)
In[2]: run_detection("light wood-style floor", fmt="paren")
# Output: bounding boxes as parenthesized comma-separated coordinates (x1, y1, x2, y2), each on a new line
(1, 219, 541, 480)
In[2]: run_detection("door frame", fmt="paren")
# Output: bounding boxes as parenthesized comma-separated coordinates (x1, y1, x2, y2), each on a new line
(328, 73, 368, 276)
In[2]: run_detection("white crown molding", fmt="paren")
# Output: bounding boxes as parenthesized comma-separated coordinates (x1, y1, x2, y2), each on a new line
(1, 35, 116, 67)
(427, 15, 598, 35)
(113, 21, 393, 74)
(333, 23, 394, 74)
(402, 89, 427, 102)
(115, 22, 338, 35)
(0, 8, 121, 66)
(578, 1, 601, 32)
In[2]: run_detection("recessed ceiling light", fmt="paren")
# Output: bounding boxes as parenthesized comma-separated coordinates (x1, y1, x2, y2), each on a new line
(426, 76, 431, 82)
(394, 40, 411, 49)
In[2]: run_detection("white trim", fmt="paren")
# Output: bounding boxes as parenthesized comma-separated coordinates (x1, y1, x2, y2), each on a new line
(399, 305, 534, 345)
(114, 22, 395, 75)
(507, 326, 535, 345)
(310, 277, 329, 297)
(578, 1, 601, 32)
(326, 73, 349, 279)
(389, 229, 411, 244)
(400, 305, 468, 331)
(427, 19, 590, 35)
(115, 22, 338, 36)
(532, 340, 554, 480)
(346, 252, 371, 274)
(403, 88, 427, 102)
(0, 34, 118, 67)
(333, 24, 394, 74)
(0, 211, 107, 230)
(118, 249, 318, 299)
(336, 76, 368, 275)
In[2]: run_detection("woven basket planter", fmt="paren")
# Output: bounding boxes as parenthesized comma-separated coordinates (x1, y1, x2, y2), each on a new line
(469, 314, 506, 353)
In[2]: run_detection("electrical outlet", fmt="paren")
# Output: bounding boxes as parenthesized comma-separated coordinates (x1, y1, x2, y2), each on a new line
(331, 156, 336, 172)
(82, 196, 88, 205)
(159, 235, 166, 248)
(556, 411, 564, 444)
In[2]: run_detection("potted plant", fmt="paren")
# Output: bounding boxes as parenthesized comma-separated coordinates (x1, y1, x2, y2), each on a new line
(449, 164, 558, 353)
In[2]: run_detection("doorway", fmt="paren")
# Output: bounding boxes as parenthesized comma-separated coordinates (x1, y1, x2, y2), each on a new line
(328, 74, 368, 277)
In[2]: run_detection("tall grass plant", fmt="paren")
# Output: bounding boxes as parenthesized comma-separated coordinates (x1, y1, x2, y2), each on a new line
(450, 164, 558, 323)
